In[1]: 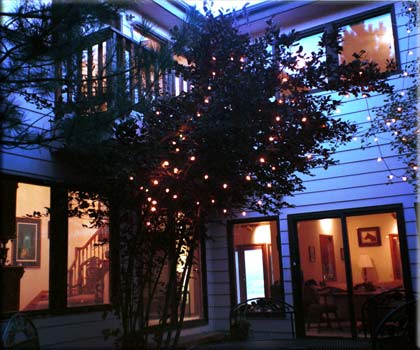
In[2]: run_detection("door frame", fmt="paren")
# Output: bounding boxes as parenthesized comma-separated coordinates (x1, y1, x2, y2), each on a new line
(235, 244, 270, 302)
(227, 216, 283, 308)
(288, 204, 413, 338)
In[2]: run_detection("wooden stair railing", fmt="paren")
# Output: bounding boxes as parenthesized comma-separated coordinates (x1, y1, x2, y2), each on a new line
(67, 226, 109, 300)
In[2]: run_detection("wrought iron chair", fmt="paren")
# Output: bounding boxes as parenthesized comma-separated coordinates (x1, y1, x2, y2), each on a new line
(360, 288, 407, 339)
(1, 313, 39, 349)
(230, 297, 296, 340)
(371, 299, 417, 350)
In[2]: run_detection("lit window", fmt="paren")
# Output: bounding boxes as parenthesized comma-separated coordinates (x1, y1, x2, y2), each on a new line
(339, 12, 396, 72)
(148, 242, 204, 323)
(67, 194, 110, 307)
(6, 183, 51, 312)
(232, 220, 283, 303)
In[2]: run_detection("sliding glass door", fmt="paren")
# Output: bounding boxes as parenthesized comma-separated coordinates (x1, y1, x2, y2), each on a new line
(293, 208, 407, 338)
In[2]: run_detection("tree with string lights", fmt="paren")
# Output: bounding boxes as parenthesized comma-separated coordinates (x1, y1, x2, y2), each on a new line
(61, 9, 393, 348)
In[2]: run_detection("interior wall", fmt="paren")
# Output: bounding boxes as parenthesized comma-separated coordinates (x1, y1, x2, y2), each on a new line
(297, 218, 344, 285)
(346, 212, 398, 285)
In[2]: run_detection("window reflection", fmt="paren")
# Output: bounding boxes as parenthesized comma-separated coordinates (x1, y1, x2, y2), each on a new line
(339, 13, 396, 71)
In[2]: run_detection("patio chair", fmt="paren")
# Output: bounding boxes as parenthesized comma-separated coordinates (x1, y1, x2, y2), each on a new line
(371, 299, 417, 350)
(360, 288, 407, 339)
(303, 283, 341, 331)
(1, 313, 39, 349)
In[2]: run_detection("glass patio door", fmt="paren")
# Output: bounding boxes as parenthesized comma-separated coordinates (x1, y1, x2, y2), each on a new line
(294, 210, 406, 338)
(297, 218, 351, 337)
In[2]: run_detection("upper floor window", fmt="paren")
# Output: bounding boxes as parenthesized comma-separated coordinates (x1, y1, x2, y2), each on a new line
(339, 12, 396, 71)
(295, 9, 397, 73)
(294, 32, 324, 70)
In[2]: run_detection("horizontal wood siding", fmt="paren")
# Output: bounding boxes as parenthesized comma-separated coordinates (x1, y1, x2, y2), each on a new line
(205, 1, 418, 335)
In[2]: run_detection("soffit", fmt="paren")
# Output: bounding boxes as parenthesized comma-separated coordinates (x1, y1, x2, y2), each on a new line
(234, 1, 393, 36)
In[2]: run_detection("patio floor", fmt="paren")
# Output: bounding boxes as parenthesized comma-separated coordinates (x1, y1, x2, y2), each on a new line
(182, 335, 372, 350)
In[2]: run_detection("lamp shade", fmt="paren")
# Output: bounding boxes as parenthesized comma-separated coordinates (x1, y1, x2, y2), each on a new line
(358, 254, 373, 268)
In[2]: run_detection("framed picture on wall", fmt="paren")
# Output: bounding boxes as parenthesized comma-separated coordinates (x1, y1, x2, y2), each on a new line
(12, 217, 41, 267)
(308, 245, 316, 262)
(357, 227, 381, 247)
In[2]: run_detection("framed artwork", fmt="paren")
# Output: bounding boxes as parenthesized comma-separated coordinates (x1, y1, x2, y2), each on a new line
(357, 227, 381, 247)
(308, 245, 316, 262)
(13, 217, 41, 267)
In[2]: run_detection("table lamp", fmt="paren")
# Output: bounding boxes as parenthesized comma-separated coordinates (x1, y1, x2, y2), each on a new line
(358, 254, 373, 284)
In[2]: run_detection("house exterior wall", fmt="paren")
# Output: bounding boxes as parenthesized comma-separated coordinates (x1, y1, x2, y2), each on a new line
(204, 0, 418, 335)
(1, 0, 417, 345)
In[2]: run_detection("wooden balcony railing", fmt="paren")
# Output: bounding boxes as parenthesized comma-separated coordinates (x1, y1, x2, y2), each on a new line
(56, 27, 189, 110)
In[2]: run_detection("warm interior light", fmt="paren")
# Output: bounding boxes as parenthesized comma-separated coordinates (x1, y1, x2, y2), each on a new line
(253, 224, 271, 244)
(320, 219, 333, 235)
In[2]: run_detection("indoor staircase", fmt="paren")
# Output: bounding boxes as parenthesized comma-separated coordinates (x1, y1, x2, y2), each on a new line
(67, 226, 109, 306)
(23, 290, 49, 311)
(23, 226, 109, 310)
